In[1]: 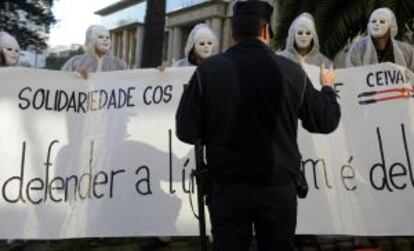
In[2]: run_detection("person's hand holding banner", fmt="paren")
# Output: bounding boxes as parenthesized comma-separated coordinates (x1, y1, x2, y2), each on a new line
(320, 62, 336, 87)
(77, 68, 89, 80)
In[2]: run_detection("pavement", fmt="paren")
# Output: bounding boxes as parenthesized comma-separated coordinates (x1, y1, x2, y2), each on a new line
(0, 236, 413, 251)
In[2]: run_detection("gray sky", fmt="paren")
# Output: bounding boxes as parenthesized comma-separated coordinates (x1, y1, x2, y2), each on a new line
(48, 0, 208, 48)
(49, 0, 117, 48)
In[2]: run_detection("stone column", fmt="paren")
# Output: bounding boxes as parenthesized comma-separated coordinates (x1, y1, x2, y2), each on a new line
(205, 19, 212, 28)
(127, 30, 133, 68)
(172, 26, 183, 63)
(135, 26, 144, 68)
(114, 33, 119, 58)
(117, 33, 122, 59)
(167, 29, 174, 65)
(221, 18, 232, 52)
(110, 32, 116, 56)
(122, 29, 129, 63)
(211, 18, 222, 52)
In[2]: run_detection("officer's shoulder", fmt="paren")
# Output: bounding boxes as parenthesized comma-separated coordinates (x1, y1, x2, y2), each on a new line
(273, 54, 304, 73)
(203, 54, 228, 65)
(199, 53, 232, 69)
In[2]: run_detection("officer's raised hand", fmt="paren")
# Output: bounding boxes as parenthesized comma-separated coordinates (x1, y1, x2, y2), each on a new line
(320, 62, 336, 87)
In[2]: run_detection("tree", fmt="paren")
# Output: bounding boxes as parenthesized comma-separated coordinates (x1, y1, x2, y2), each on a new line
(44, 47, 84, 70)
(274, 0, 414, 58)
(0, 0, 56, 50)
(141, 0, 167, 68)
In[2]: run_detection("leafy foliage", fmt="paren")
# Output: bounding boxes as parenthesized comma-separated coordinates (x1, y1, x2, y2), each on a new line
(44, 47, 84, 70)
(0, 0, 56, 49)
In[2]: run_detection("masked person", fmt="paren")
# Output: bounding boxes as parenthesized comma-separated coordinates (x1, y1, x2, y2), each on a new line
(0, 31, 20, 67)
(176, 1, 341, 250)
(0, 31, 25, 250)
(279, 13, 332, 67)
(346, 8, 414, 71)
(62, 25, 127, 77)
(173, 23, 218, 67)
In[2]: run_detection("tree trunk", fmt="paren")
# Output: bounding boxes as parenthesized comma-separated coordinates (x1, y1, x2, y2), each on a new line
(141, 0, 166, 68)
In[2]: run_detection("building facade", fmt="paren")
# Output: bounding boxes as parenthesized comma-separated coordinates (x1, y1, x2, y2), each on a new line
(166, 0, 231, 65)
(96, 0, 278, 68)
(95, 0, 146, 69)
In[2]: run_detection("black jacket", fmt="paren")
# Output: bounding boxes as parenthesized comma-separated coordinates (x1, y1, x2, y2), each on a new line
(176, 38, 341, 185)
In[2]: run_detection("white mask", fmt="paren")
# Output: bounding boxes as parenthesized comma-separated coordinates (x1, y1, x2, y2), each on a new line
(85, 25, 111, 55)
(94, 29, 111, 54)
(0, 33, 20, 66)
(368, 9, 392, 39)
(294, 18, 314, 49)
(194, 34, 215, 59)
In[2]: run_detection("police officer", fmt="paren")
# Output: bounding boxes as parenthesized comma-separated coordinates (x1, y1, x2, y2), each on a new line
(176, 1, 341, 250)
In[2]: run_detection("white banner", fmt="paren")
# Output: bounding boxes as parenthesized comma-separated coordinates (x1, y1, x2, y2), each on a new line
(0, 63, 413, 239)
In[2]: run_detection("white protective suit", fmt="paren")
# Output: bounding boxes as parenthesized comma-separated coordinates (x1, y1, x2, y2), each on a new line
(62, 25, 127, 72)
(346, 8, 414, 71)
(173, 23, 218, 67)
(278, 13, 333, 67)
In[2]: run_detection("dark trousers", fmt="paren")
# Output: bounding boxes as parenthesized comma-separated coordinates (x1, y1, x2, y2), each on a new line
(209, 182, 297, 251)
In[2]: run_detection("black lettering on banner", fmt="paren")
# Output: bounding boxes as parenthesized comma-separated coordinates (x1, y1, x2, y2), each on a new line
(143, 85, 173, 105)
(78, 141, 95, 200)
(163, 85, 173, 103)
(44, 89, 53, 111)
(301, 158, 333, 190)
(376, 71, 384, 86)
(58, 91, 68, 111)
(0, 140, 133, 204)
(118, 88, 127, 108)
(366, 73, 375, 87)
(153, 86, 163, 104)
(370, 127, 394, 192)
(66, 92, 77, 112)
(182, 158, 194, 194)
(78, 173, 93, 200)
(90, 90, 99, 111)
(18, 87, 31, 110)
(44, 140, 59, 202)
(366, 70, 406, 88)
(99, 89, 108, 109)
(77, 92, 88, 113)
(33, 88, 45, 110)
(168, 129, 176, 194)
(107, 90, 117, 109)
(65, 175, 78, 201)
(369, 124, 414, 191)
(333, 83, 344, 97)
(110, 169, 125, 198)
(341, 156, 357, 191)
(49, 177, 65, 202)
(2, 142, 27, 203)
(135, 166, 152, 196)
(401, 123, 414, 187)
(17, 87, 137, 113)
(389, 163, 407, 190)
(126, 87, 135, 107)
(93, 171, 109, 199)
(26, 178, 44, 204)
(143, 86, 153, 105)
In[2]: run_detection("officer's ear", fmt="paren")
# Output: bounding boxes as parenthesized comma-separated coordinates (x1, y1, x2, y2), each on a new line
(259, 24, 270, 45)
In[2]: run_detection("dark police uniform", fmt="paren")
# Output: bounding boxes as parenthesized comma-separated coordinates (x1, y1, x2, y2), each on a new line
(176, 2, 341, 251)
